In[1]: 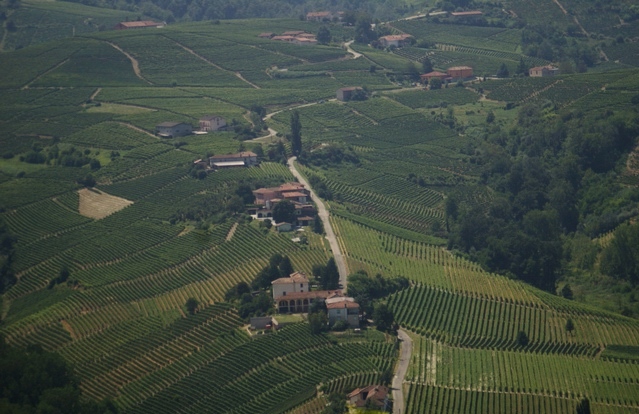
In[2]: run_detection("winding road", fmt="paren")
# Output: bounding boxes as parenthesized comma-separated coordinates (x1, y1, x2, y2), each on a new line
(287, 157, 349, 290)
(392, 329, 413, 414)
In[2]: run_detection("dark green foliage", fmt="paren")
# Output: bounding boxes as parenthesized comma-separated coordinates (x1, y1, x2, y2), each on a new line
(316, 257, 340, 290)
(496, 62, 509, 78)
(430, 77, 442, 90)
(225, 281, 251, 301)
(576, 397, 590, 414)
(601, 222, 639, 284)
(565, 318, 575, 334)
(561, 284, 574, 300)
(309, 311, 328, 335)
(0, 218, 17, 294)
(48, 265, 70, 289)
(290, 110, 302, 156)
(238, 292, 273, 318)
(299, 144, 359, 168)
(308, 175, 333, 200)
(422, 57, 433, 74)
(516, 330, 529, 346)
(373, 303, 394, 333)
(77, 174, 95, 187)
(516, 57, 529, 75)
(347, 271, 409, 315)
(252, 253, 294, 290)
(486, 110, 495, 123)
(272, 200, 296, 224)
(317, 26, 331, 44)
(313, 215, 324, 234)
(322, 392, 346, 414)
(185, 297, 199, 315)
(0, 336, 117, 414)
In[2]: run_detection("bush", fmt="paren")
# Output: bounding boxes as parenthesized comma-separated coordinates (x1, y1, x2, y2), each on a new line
(332, 320, 348, 331)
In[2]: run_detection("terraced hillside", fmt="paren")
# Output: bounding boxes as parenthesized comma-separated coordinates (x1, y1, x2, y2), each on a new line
(1, 7, 639, 413)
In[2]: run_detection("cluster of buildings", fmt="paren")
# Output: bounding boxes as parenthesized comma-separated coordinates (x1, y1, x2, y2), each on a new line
(114, 20, 165, 30)
(529, 65, 560, 77)
(258, 31, 318, 46)
(378, 34, 414, 48)
(421, 66, 474, 84)
(249, 182, 316, 229)
(305, 11, 344, 22)
(155, 115, 227, 138)
(271, 272, 360, 327)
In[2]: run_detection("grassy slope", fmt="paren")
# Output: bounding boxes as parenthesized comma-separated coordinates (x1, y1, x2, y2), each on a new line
(0, 4, 638, 413)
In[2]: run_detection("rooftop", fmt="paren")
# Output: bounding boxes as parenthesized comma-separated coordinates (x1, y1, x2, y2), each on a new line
(451, 10, 483, 16)
(210, 151, 257, 159)
(118, 21, 163, 28)
(200, 115, 224, 121)
(272, 272, 309, 285)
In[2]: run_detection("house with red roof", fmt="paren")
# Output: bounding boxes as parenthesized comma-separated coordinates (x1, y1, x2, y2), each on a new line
(348, 385, 389, 408)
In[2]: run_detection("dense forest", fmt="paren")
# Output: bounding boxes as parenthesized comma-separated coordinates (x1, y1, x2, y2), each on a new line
(448, 104, 639, 293)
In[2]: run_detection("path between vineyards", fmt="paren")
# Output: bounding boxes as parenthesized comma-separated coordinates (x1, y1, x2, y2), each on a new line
(286, 157, 348, 290)
(393, 329, 413, 414)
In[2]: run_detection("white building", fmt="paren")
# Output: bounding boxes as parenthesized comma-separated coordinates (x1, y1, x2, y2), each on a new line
(271, 272, 309, 300)
(326, 296, 360, 328)
(199, 115, 227, 132)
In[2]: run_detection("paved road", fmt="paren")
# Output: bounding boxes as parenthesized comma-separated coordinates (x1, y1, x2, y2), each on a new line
(392, 329, 413, 414)
(287, 157, 349, 290)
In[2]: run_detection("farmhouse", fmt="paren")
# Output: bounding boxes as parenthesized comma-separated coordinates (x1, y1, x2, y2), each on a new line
(378, 34, 413, 48)
(282, 30, 306, 36)
(336, 87, 363, 101)
(208, 151, 258, 168)
(447, 66, 474, 79)
(348, 385, 389, 409)
(306, 11, 333, 21)
(199, 115, 227, 132)
(114, 21, 165, 30)
(529, 65, 560, 77)
(253, 182, 310, 205)
(272, 272, 344, 313)
(326, 296, 360, 328)
(155, 122, 192, 138)
(420, 71, 449, 84)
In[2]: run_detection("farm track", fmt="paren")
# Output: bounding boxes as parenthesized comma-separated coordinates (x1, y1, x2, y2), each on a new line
(225, 222, 238, 241)
(90, 87, 102, 101)
(22, 58, 69, 89)
(106, 41, 152, 85)
(288, 157, 349, 289)
(115, 121, 158, 139)
(165, 36, 260, 89)
(393, 329, 412, 414)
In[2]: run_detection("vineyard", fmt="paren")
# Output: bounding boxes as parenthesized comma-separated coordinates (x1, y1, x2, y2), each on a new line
(2, 8, 639, 414)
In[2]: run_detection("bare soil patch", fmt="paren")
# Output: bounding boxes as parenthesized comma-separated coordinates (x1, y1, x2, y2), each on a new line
(78, 188, 133, 219)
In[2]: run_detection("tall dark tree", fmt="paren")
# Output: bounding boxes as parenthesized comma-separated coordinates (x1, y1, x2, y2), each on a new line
(272, 200, 296, 223)
(290, 110, 302, 156)
(565, 318, 575, 335)
(185, 298, 199, 315)
(323, 257, 340, 290)
(373, 303, 394, 333)
(576, 397, 590, 414)
(313, 215, 324, 234)
(516, 57, 529, 75)
(497, 62, 510, 78)
(279, 256, 294, 277)
(317, 26, 331, 44)
(422, 57, 433, 74)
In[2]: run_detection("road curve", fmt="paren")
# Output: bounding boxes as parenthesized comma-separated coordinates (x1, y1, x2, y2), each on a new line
(287, 157, 349, 289)
(392, 329, 413, 414)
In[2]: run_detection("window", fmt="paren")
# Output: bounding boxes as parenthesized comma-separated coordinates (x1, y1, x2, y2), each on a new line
(283, 291, 286, 296)
(300, 283, 303, 288)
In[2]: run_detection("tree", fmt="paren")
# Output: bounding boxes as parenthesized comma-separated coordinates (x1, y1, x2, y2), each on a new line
(429, 77, 442, 90)
(516, 330, 529, 346)
(309, 311, 328, 335)
(486, 110, 496, 124)
(565, 318, 575, 335)
(317, 26, 331, 44)
(322, 392, 346, 414)
(290, 110, 302, 156)
(497, 63, 510, 78)
(516, 57, 528, 75)
(272, 200, 296, 223)
(561, 284, 573, 300)
(373, 303, 394, 332)
(323, 258, 340, 290)
(185, 298, 198, 315)
(576, 397, 590, 414)
(422, 57, 433, 74)
(313, 215, 324, 234)
(279, 256, 294, 277)
(405, 62, 421, 82)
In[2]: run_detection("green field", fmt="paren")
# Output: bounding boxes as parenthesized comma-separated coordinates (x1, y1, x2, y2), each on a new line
(1, 4, 639, 413)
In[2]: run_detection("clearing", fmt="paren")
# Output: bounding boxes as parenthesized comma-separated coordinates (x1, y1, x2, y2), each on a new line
(78, 188, 133, 219)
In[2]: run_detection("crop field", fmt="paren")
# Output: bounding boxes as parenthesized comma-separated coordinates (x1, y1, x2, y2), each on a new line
(2, 10, 639, 413)
(394, 21, 521, 53)
(387, 87, 480, 109)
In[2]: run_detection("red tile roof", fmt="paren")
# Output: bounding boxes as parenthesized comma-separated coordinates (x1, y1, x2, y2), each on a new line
(326, 300, 360, 310)
(272, 272, 309, 285)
